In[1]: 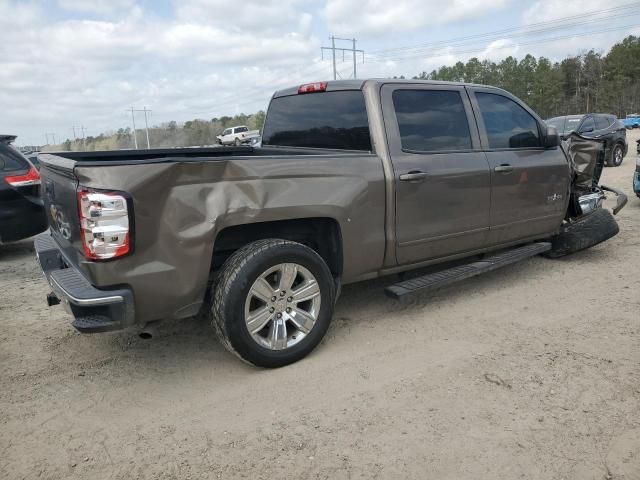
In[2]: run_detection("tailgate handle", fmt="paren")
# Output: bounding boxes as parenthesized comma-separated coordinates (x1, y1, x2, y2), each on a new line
(494, 164, 514, 173)
(399, 171, 429, 182)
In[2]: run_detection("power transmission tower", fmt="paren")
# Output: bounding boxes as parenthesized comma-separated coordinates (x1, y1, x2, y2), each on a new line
(44, 133, 56, 145)
(79, 125, 87, 151)
(321, 36, 365, 80)
(128, 107, 152, 149)
(142, 107, 151, 149)
(71, 126, 87, 150)
(128, 107, 138, 149)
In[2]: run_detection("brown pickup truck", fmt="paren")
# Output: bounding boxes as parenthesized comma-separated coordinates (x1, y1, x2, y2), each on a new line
(35, 79, 626, 367)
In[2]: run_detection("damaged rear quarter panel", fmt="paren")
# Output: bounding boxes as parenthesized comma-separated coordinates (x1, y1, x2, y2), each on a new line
(74, 154, 386, 324)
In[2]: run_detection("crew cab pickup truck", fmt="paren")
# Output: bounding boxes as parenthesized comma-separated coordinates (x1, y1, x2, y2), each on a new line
(35, 79, 626, 367)
(216, 125, 260, 146)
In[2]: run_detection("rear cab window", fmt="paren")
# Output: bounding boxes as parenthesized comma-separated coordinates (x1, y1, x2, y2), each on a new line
(262, 90, 371, 150)
(474, 92, 541, 149)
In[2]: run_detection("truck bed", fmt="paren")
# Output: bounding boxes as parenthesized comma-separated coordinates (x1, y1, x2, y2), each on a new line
(43, 145, 368, 166)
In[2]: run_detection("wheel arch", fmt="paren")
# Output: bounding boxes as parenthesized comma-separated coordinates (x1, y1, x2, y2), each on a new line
(210, 217, 344, 278)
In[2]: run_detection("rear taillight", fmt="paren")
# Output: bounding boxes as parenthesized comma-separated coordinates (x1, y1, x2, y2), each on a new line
(4, 167, 40, 187)
(77, 188, 132, 260)
(298, 82, 327, 94)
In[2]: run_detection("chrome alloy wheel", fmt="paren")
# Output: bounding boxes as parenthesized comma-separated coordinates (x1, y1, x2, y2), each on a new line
(244, 263, 321, 350)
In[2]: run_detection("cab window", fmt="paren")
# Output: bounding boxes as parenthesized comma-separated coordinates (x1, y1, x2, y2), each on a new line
(475, 92, 541, 149)
(392, 89, 472, 152)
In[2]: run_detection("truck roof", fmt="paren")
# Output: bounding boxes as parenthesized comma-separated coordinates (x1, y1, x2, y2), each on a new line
(272, 78, 506, 98)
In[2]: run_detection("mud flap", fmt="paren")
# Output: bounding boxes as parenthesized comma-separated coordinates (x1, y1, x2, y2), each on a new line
(544, 208, 619, 259)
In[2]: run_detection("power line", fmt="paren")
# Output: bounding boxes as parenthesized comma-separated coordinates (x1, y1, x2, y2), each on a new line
(370, 12, 637, 60)
(369, 1, 640, 56)
(367, 22, 640, 63)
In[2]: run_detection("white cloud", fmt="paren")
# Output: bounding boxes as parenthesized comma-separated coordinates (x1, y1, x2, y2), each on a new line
(174, 0, 313, 34)
(522, 0, 603, 24)
(324, 0, 509, 35)
(57, 0, 137, 15)
(478, 39, 519, 60)
(0, 0, 323, 145)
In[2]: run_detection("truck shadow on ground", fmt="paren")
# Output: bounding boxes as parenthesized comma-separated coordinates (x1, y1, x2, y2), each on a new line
(43, 244, 610, 380)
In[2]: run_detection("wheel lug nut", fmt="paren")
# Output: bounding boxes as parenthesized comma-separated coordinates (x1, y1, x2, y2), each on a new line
(271, 296, 276, 301)
(270, 307, 275, 313)
(287, 297, 293, 302)
(280, 291, 286, 297)
(286, 307, 291, 313)
(276, 313, 282, 318)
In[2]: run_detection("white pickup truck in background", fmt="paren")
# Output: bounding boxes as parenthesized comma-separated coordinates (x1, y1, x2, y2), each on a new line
(216, 125, 260, 146)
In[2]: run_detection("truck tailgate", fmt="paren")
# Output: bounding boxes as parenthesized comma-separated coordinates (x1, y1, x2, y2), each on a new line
(38, 154, 84, 266)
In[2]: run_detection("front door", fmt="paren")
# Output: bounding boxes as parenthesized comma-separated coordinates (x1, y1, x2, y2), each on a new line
(381, 84, 491, 265)
(468, 88, 570, 246)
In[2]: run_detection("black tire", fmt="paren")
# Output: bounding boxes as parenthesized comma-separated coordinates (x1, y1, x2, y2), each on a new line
(211, 239, 335, 368)
(607, 143, 624, 167)
(544, 208, 619, 259)
(234, 138, 241, 146)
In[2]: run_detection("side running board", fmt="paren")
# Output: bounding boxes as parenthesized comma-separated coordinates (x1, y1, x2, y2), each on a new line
(385, 242, 551, 300)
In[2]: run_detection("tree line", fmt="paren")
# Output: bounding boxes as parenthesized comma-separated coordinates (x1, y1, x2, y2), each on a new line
(417, 35, 640, 119)
(46, 35, 640, 151)
(50, 111, 265, 152)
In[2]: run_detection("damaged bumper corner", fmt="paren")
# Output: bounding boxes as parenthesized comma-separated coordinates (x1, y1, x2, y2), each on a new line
(600, 185, 628, 215)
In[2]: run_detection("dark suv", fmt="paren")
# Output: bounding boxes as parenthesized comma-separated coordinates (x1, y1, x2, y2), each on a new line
(0, 135, 47, 243)
(546, 114, 628, 167)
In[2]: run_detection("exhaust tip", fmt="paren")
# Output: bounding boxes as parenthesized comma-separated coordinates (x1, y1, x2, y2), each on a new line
(139, 322, 159, 340)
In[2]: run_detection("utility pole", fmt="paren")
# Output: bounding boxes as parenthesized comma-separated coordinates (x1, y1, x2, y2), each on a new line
(129, 107, 138, 150)
(79, 125, 87, 151)
(45, 133, 56, 145)
(352, 38, 357, 79)
(331, 36, 336, 80)
(128, 107, 152, 149)
(142, 107, 151, 149)
(321, 36, 365, 80)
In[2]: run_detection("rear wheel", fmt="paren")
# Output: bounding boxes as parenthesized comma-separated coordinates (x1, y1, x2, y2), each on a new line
(211, 239, 335, 368)
(607, 143, 624, 167)
(544, 208, 619, 258)
(234, 138, 241, 146)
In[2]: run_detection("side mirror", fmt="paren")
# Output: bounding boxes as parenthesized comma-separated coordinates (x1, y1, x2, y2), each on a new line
(580, 125, 594, 133)
(544, 124, 559, 148)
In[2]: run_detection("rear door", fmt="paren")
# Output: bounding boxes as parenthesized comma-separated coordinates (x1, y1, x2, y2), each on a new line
(381, 84, 491, 265)
(468, 88, 569, 246)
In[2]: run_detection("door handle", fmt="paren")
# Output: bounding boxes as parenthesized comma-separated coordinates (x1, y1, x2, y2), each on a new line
(399, 171, 429, 182)
(494, 164, 514, 173)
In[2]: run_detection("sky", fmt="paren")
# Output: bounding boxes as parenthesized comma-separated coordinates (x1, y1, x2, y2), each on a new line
(1, 0, 640, 146)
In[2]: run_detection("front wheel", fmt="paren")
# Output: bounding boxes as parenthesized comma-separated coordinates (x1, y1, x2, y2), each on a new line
(211, 239, 335, 368)
(544, 208, 619, 258)
(234, 138, 242, 146)
(607, 143, 624, 167)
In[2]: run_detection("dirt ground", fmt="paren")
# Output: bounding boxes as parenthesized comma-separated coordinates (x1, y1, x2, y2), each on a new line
(1, 133, 640, 480)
